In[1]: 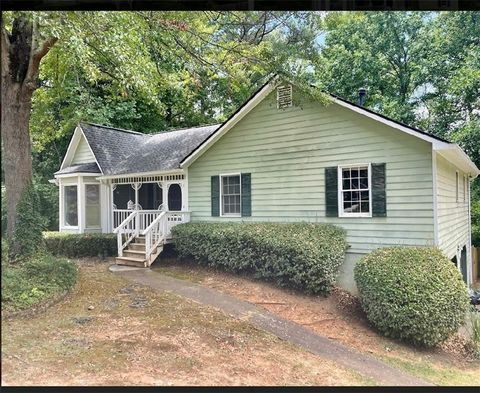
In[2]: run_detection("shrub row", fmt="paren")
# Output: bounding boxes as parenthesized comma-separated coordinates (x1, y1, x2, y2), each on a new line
(43, 232, 117, 258)
(354, 246, 469, 347)
(172, 222, 348, 294)
(2, 251, 77, 312)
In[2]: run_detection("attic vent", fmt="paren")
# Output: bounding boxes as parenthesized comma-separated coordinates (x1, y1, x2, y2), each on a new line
(277, 84, 293, 109)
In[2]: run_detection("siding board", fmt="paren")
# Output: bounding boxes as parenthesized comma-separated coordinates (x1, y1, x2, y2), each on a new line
(188, 89, 435, 254)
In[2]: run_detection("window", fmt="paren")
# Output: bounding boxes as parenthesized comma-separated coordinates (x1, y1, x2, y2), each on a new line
(85, 184, 100, 228)
(339, 164, 371, 217)
(221, 174, 241, 216)
(64, 185, 78, 226)
(456, 171, 459, 203)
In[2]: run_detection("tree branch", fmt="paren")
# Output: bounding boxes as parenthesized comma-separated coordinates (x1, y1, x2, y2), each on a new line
(1, 22, 11, 79)
(24, 33, 58, 91)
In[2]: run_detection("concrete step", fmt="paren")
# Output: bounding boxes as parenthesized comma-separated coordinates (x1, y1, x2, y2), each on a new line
(116, 256, 147, 268)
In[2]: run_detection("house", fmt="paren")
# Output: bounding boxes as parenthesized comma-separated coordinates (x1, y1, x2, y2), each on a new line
(52, 76, 480, 292)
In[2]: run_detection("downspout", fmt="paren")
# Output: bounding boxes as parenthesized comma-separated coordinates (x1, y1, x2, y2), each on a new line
(467, 175, 473, 287)
(432, 151, 439, 246)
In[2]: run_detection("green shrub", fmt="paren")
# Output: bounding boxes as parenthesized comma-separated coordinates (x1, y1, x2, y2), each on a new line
(10, 181, 44, 260)
(43, 232, 117, 258)
(172, 222, 348, 294)
(1, 252, 77, 312)
(354, 247, 469, 347)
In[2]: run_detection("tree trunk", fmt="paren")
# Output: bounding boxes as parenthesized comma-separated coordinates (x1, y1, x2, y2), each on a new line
(1, 82, 34, 239)
(1, 15, 57, 241)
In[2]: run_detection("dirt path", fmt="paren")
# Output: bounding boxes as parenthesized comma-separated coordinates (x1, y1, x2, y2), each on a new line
(115, 266, 432, 386)
(2, 261, 374, 386)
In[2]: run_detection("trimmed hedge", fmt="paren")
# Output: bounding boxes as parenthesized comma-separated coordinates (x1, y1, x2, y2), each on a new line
(172, 222, 348, 294)
(43, 232, 117, 258)
(354, 246, 469, 347)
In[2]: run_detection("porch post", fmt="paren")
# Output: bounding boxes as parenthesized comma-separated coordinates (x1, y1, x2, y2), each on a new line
(162, 182, 168, 211)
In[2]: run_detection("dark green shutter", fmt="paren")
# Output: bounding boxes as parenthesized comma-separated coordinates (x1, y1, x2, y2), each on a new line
(211, 176, 220, 217)
(241, 173, 251, 217)
(372, 163, 387, 217)
(325, 167, 338, 217)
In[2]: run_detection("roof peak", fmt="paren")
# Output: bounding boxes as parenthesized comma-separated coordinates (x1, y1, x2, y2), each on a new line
(80, 121, 145, 135)
(80, 121, 221, 137)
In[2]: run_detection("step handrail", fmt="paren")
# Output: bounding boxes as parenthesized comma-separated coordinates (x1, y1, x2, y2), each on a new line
(142, 211, 167, 263)
(113, 210, 138, 257)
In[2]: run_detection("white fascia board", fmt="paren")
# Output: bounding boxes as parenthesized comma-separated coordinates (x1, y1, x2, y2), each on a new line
(78, 124, 104, 174)
(48, 178, 59, 185)
(331, 97, 451, 149)
(435, 144, 480, 178)
(58, 124, 104, 174)
(96, 168, 185, 181)
(55, 172, 101, 179)
(180, 76, 280, 168)
(59, 126, 83, 170)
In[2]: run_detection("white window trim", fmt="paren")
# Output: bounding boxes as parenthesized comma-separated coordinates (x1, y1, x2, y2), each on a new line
(337, 163, 373, 218)
(463, 174, 467, 203)
(220, 173, 242, 218)
(62, 184, 79, 229)
(84, 182, 101, 229)
(455, 170, 459, 203)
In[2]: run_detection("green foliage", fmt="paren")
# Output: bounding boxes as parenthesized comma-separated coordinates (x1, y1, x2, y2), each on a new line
(43, 231, 117, 258)
(172, 222, 348, 294)
(1, 251, 77, 312)
(354, 247, 469, 347)
(9, 182, 45, 261)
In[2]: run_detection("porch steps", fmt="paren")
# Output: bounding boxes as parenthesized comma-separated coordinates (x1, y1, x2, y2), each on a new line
(115, 235, 163, 268)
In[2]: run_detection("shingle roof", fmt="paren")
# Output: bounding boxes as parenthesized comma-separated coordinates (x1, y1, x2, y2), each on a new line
(55, 162, 101, 175)
(78, 122, 220, 176)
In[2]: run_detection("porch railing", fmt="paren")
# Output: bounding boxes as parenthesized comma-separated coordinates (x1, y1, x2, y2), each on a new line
(113, 209, 191, 258)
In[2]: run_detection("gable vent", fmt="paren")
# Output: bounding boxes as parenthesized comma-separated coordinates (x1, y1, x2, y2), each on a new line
(277, 84, 293, 109)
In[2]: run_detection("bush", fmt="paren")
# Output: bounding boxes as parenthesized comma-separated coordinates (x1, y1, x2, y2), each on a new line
(43, 232, 117, 258)
(172, 222, 348, 294)
(354, 247, 469, 347)
(10, 181, 44, 260)
(1, 251, 77, 312)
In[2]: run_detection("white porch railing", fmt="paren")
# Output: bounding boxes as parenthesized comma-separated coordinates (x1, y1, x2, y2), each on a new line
(142, 211, 167, 262)
(113, 210, 138, 257)
(113, 209, 190, 258)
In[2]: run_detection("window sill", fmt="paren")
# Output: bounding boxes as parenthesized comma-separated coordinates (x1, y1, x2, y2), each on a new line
(338, 213, 372, 218)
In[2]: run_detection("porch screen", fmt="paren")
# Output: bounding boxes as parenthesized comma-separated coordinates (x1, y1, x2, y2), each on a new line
(64, 185, 78, 226)
(85, 184, 100, 228)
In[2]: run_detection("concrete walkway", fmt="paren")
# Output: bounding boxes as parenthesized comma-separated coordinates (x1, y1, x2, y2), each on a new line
(111, 266, 432, 386)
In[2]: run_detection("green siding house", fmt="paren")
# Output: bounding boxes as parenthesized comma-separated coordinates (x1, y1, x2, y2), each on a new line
(52, 76, 479, 292)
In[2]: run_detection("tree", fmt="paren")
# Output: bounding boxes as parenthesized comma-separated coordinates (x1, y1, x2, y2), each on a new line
(1, 13, 57, 247)
(1, 11, 323, 252)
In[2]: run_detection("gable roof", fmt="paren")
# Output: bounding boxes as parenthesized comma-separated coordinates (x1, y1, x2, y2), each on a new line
(57, 122, 220, 178)
(179, 76, 479, 177)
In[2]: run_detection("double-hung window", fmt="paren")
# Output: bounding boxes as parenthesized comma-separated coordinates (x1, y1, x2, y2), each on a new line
(338, 164, 372, 217)
(220, 174, 241, 216)
(64, 185, 78, 227)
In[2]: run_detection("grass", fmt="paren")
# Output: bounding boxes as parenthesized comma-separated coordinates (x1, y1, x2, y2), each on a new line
(1, 239, 77, 313)
(380, 355, 480, 386)
(2, 262, 373, 386)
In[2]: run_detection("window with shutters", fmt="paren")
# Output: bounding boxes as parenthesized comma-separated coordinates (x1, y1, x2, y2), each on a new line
(220, 174, 241, 216)
(338, 164, 372, 217)
(277, 84, 292, 109)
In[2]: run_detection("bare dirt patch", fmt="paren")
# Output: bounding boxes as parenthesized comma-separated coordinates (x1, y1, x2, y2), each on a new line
(2, 260, 370, 386)
(152, 259, 480, 386)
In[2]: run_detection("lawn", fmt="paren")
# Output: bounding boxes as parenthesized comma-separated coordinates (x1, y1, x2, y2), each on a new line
(2, 260, 372, 386)
(152, 258, 480, 386)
